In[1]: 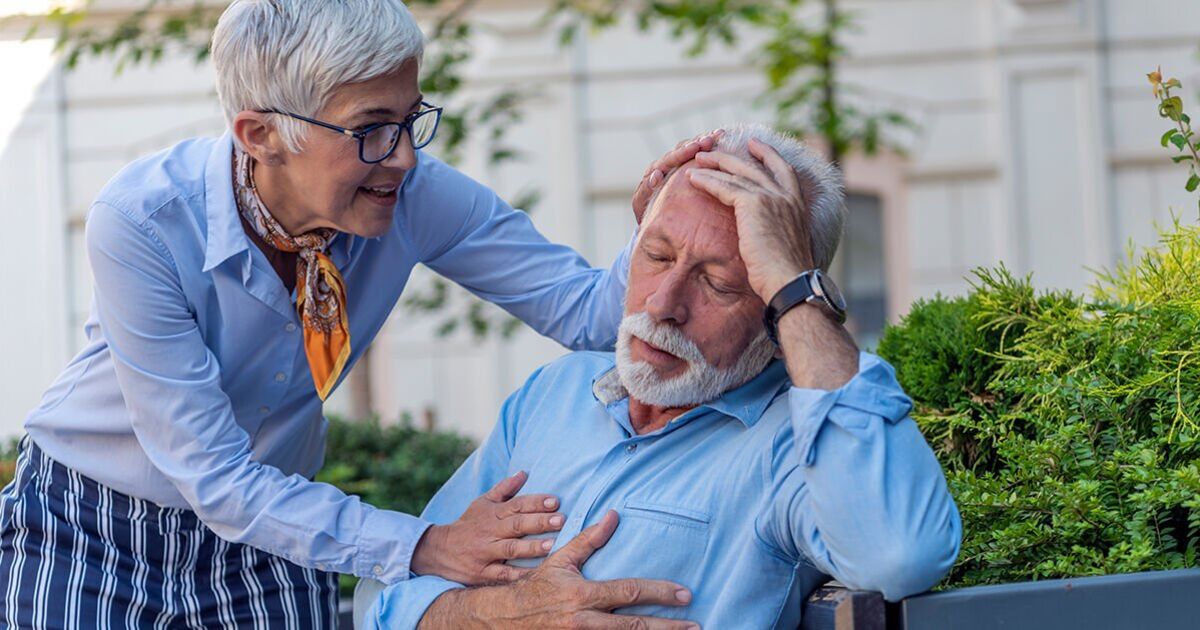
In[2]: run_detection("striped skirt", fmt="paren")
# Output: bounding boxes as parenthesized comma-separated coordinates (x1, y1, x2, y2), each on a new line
(0, 439, 339, 629)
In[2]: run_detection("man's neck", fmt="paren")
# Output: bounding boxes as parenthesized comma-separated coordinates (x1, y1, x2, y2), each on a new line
(627, 398, 695, 435)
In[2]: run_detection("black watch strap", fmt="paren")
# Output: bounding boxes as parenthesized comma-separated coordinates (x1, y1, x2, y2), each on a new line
(763, 273, 816, 345)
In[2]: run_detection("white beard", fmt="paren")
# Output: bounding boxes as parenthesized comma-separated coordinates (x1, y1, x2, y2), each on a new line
(614, 311, 777, 408)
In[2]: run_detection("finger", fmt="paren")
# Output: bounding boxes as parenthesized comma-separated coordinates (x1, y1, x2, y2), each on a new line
(498, 493, 559, 517)
(633, 132, 724, 221)
(747, 138, 803, 200)
(478, 562, 533, 584)
(632, 142, 701, 219)
(482, 470, 528, 503)
(573, 611, 700, 630)
(687, 168, 758, 209)
(496, 536, 557, 560)
(546, 510, 619, 569)
(589, 578, 693, 610)
(693, 150, 778, 192)
(499, 512, 565, 538)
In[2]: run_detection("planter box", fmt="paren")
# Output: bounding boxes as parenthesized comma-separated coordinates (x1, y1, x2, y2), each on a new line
(800, 569, 1200, 630)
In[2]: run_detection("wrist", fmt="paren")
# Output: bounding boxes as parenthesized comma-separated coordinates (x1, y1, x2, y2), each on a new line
(761, 269, 805, 303)
(411, 524, 447, 577)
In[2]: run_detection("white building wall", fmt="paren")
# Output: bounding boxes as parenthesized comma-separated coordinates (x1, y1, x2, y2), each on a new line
(1, 0, 1198, 441)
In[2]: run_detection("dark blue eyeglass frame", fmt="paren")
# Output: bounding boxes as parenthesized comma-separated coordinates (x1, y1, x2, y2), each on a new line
(259, 101, 443, 164)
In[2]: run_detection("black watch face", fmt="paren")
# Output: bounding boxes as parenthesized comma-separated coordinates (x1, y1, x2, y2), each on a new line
(815, 271, 847, 311)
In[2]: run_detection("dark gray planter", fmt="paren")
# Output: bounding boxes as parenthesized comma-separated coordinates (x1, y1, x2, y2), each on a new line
(801, 569, 1200, 630)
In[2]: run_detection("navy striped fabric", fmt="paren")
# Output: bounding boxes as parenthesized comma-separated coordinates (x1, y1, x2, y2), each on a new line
(0, 440, 338, 629)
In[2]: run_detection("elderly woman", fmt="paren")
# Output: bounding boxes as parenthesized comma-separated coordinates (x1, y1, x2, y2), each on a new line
(0, 0, 713, 626)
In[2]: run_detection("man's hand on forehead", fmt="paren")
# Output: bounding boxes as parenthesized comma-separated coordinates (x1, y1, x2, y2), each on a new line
(687, 139, 816, 302)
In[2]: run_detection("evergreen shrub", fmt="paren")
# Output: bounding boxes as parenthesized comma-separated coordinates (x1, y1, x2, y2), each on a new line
(878, 228, 1200, 588)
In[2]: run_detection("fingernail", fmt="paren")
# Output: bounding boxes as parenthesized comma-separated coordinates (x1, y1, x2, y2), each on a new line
(550, 515, 565, 527)
(542, 539, 553, 551)
(675, 589, 692, 603)
(544, 497, 557, 509)
(687, 625, 700, 630)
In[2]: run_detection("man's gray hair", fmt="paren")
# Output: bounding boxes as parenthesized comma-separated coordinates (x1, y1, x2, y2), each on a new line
(647, 123, 847, 271)
(212, 0, 425, 153)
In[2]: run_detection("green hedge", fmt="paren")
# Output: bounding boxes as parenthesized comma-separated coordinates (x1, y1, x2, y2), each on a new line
(878, 224, 1200, 588)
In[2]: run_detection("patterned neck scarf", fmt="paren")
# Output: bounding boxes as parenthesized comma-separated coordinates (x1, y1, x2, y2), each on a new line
(233, 149, 351, 400)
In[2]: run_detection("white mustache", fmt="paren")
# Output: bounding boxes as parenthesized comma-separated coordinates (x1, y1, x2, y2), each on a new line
(620, 312, 709, 367)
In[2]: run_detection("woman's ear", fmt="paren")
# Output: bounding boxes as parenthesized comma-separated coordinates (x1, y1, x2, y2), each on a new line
(233, 111, 286, 166)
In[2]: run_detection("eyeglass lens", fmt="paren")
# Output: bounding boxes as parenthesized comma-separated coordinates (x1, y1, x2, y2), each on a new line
(361, 109, 440, 162)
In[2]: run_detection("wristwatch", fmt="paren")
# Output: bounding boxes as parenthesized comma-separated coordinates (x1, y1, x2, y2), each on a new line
(763, 270, 847, 344)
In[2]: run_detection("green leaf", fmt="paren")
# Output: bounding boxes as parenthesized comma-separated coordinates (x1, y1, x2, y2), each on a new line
(1170, 134, 1188, 150)
(1187, 174, 1200, 193)
(1173, 156, 1195, 163)
(1161, 96, 1185, 122)
(1164, 129, 1182, 148)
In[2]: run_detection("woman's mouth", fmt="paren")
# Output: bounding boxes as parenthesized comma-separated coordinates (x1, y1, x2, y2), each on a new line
(359, 184, 399, 205)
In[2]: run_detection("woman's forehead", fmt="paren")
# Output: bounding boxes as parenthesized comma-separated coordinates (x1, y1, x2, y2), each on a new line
(323, 63, 421, 118)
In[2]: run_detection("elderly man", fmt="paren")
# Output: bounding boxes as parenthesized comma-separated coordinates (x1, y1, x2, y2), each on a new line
(357, 124, 961, 629)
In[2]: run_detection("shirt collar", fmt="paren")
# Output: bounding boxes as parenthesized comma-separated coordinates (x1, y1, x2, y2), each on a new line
(202, 132, 251, 273)
(591, 357, 790, 428)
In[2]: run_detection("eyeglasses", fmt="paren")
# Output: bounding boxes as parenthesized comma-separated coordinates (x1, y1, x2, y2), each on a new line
(261, 101, 443, 164)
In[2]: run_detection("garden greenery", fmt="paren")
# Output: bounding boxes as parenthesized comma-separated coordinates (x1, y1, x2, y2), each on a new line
(876, 70, 1200, 588)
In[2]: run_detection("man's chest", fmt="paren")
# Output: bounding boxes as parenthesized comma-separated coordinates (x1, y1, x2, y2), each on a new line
(509, 408, 776, 564)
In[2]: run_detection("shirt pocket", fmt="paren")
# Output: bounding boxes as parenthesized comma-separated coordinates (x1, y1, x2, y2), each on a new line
(616, 499, 711, 577)
(622, 500, 711, 531)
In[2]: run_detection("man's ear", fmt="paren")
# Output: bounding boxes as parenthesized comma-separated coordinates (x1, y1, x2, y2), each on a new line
(232, 111, 287, 166)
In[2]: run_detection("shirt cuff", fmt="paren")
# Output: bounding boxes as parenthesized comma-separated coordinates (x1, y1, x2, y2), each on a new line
(354, 507, 433, 584)
(360, 575, 464, 630)
(788, 352, 914, 466)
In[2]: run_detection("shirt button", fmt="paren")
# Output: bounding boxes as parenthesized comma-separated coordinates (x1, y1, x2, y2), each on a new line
(626, 444, 637, 454)
(372, 565, 384, 576)
(285, 323, 298, 333)
(258, 406, 270, 414)
(275, 372, 287, 382)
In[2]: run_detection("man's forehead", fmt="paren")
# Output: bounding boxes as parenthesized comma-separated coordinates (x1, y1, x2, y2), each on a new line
(642, 175, 742, 264)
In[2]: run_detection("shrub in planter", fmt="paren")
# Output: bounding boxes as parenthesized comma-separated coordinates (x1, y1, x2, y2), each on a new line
(878, 230, 1200, 588)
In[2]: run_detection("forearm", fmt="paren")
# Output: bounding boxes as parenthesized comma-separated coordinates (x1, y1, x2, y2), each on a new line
(781, 345, 961, 599)
(776, 304, 859, 390)
(418, 588, 493, 630)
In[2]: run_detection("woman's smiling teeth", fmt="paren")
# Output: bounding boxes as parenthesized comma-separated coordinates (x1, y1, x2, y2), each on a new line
(361, 184, 398, 198)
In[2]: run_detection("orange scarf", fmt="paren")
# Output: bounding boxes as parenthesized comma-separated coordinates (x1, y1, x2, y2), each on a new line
(233, 149, 351, 400)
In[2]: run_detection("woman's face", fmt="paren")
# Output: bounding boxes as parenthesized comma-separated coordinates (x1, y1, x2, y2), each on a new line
(255, 60, 423, 238)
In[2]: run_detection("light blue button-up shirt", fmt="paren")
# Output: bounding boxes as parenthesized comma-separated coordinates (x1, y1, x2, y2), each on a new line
(23, 133, 631, 583)
(360, 352, 961, 628)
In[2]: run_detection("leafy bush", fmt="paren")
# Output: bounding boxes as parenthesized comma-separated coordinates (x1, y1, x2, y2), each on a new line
(879, 229, 1200, 588)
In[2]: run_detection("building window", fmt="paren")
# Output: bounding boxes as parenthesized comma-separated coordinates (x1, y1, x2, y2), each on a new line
(831, 193, 888, 349)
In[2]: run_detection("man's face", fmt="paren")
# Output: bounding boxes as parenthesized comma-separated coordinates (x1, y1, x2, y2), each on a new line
(618, 161, 776, 406)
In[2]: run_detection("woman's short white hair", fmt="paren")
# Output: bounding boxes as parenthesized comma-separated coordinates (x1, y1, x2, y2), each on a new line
(646, 123, 847, 271)
(212, 0, 425, 153)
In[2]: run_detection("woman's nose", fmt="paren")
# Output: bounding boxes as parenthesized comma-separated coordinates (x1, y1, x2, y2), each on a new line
(384, 134, 418, 170)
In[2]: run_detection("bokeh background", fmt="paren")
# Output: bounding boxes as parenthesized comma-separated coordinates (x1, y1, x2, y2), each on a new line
(2, 0, 1199, 442)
